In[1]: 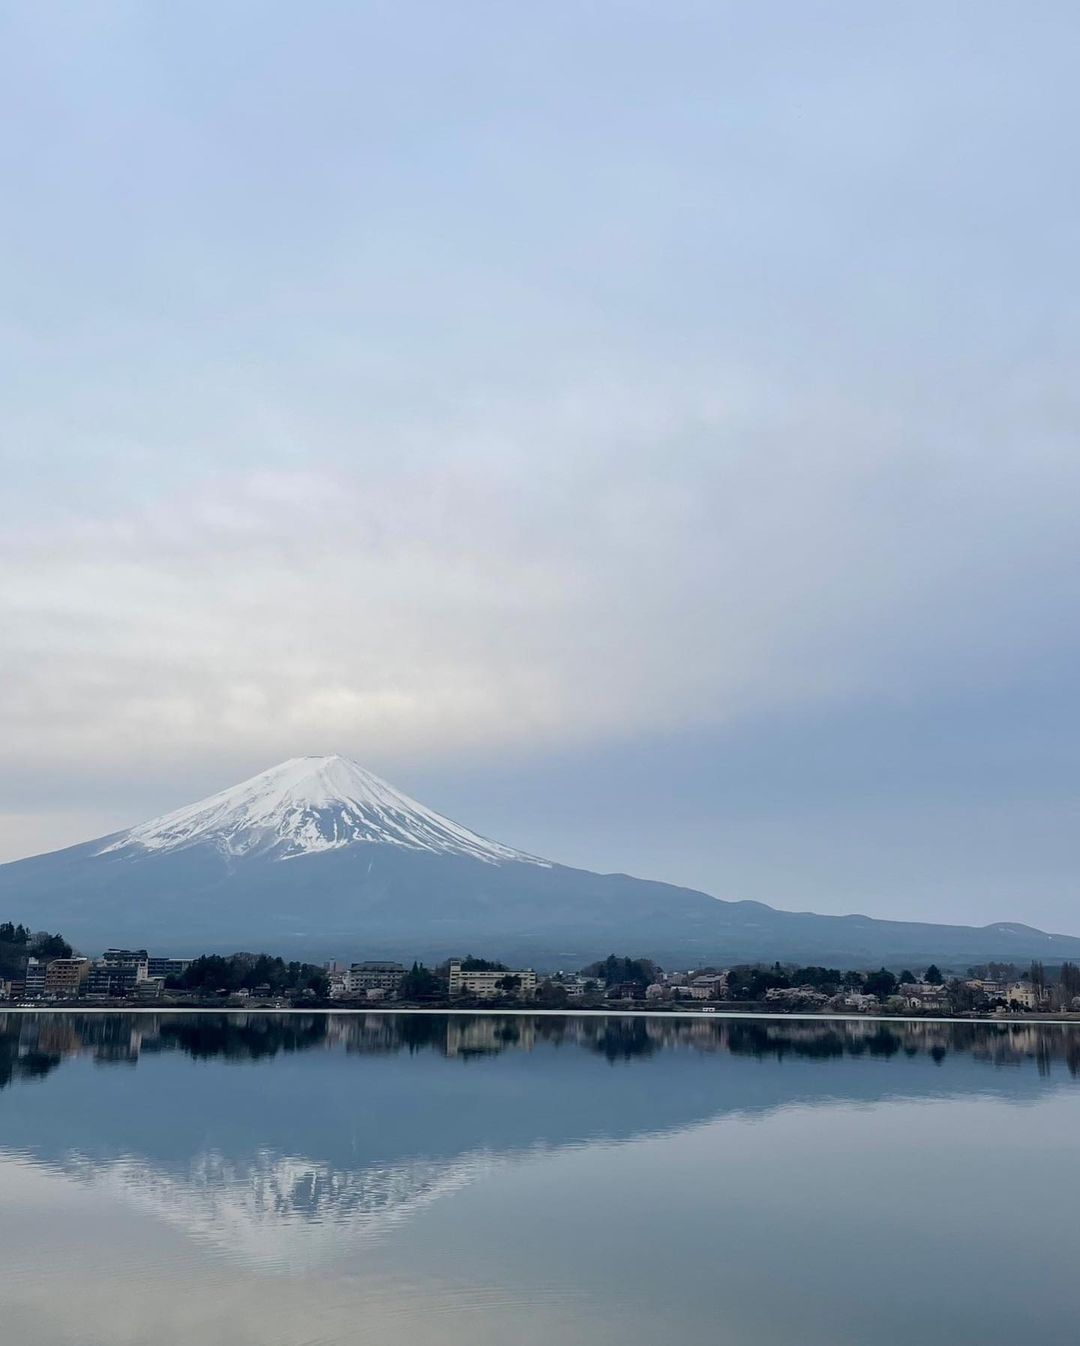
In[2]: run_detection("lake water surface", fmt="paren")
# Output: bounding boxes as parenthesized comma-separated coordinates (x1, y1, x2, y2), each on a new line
(0, 1011, 1077, 1345)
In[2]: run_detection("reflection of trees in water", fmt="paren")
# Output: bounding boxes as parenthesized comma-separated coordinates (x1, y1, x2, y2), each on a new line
(1, 1012, 1079, 1086)
(157, 1016, 330, 1061)
(0, 1037, 62, 1090)
(580, 1018, 659, 1061)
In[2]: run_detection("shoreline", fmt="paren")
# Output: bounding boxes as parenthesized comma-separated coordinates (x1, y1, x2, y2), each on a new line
(2, 1004, 1078, 1027)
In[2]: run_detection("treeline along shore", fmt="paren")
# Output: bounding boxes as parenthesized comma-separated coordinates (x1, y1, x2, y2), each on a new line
(2, 922, 1079, 1017)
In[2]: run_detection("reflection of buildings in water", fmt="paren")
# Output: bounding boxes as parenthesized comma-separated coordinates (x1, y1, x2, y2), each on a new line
(445, 1015, 536, 1056)
(2, 1012, 1079, 1088)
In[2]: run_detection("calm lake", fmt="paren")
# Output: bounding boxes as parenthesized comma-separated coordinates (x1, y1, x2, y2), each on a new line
(0, 1011, 1077, 1345)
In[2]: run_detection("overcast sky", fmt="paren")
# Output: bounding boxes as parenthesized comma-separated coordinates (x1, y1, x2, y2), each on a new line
(2, 2, 1079, 930)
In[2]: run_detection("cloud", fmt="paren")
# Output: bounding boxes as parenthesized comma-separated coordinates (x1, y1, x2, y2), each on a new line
(3, 357, 1079, 792)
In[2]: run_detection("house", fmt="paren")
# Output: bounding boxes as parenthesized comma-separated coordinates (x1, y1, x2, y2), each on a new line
(605, 982, 645, 1001)
(966, 979, 1007, 1001)
(553, 975, 597, 998)
(897, 981, 949, 1010)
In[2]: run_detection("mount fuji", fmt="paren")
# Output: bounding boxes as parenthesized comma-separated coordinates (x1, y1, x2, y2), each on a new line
(97, 755, 544, 868)
(2, 753, 1079, 968)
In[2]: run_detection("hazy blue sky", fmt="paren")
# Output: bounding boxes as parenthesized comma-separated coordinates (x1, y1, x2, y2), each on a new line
(2, 2, 1079, 929)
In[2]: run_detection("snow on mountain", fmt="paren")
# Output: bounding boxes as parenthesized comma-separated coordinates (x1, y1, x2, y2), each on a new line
(99, 754, 548, 867)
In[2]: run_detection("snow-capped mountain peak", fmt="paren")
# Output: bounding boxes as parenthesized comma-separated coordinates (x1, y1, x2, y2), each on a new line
(99, 755, 547, 866)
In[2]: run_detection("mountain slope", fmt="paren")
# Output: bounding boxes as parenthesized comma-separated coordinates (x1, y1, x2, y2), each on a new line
(1, 754, 1077, 968)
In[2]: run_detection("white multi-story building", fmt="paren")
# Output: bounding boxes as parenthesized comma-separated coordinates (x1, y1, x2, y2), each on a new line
(23, 958, 46, 998)
(345, 962, 406, 997)
(448, 961, 537, 999)
(102, 949, 150, 981)
(1006, 981, 1041, 1010)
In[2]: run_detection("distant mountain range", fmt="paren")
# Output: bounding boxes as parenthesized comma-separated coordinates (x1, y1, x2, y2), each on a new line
(1, 754, 1077, 969)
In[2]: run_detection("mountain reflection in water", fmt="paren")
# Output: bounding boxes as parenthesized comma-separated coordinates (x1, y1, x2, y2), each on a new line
(1, 1011, 1080, 1346)
(0, 1012, 1078, 1272)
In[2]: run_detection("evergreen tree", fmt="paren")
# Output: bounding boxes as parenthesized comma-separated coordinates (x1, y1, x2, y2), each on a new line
(864, 968, 897, 999)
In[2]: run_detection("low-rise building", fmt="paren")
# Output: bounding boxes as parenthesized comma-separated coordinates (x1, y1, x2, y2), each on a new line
(605, 981, 645, 1001)
(553, 974, 597, 998)
(842, 991, 879, 1011)
(897, 981, 950, 1010)
(448, 961, 537, 999)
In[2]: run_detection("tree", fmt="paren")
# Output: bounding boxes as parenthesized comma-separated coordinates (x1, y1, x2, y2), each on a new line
(864, 968, 897, 1000)
(791, 966, 843, 993)
(726, 964, 790, 1001)
(1028, 960, 1047, 992)
(494, 974, 522, 994)
(923, 964, 944, 985)
(581, 955, 660, 989)
(535, 979, 569, 1008)
(898, 970, 916, 985)
(176, 952, 327, 998)
(31, 932, 73, 960)
(947, 978, 980, 1013)
(399, 962, 443, 1001)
